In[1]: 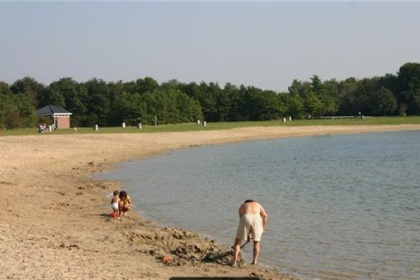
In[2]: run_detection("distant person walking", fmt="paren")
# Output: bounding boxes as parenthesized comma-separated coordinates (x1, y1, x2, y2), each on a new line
(232, 199, 268, 267)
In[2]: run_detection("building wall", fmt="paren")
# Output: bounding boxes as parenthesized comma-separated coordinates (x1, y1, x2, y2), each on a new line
(54, 116, 71, 129)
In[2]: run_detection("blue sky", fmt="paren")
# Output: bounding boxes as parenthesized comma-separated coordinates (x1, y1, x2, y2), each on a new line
(0, 1, 419, 92)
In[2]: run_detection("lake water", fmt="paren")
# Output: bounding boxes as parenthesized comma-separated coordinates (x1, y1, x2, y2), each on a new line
(97, 130, 420, 280)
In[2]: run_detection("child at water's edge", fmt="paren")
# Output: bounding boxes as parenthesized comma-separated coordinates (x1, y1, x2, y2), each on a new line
(111, 190, 120, 220)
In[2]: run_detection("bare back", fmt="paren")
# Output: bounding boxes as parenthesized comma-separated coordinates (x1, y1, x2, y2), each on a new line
(111, 196, 119, 204)
(239, 201, 268, 227)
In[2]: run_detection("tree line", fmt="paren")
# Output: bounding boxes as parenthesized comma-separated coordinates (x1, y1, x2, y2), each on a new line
(1, 62, 420, 129)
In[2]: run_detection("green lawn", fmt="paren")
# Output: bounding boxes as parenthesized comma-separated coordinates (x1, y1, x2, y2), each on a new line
(1, 116, 420, 136)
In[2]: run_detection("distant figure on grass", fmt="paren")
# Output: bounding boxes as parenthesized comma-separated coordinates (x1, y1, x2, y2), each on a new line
(110, 190, 120, 220)
(119, 190, 132, 217)
(232, 199, 268, 267)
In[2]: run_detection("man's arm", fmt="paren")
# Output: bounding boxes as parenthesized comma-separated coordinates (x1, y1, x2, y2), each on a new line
(238, 204, 244, 219)
(260, 205, 268, 230)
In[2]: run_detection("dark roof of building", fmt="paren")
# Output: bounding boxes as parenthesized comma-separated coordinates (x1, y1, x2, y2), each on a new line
(36, 104, 72, 115)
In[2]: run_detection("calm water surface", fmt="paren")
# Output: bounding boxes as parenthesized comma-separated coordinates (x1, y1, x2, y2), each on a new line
(98, 131, 420, 280)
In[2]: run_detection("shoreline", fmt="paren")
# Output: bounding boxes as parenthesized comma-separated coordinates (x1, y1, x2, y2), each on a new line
(1, 124, 419, 279)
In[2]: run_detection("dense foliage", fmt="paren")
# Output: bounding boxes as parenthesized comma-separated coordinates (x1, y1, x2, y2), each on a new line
(1, 63, 420, 129)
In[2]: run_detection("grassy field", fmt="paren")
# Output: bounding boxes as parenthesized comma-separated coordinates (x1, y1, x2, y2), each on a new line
(1, 116, 420, 136)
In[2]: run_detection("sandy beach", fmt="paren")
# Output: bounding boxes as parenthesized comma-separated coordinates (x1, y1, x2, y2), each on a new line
(1, 124, 419, 280)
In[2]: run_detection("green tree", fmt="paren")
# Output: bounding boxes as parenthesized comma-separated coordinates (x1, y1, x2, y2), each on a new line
(11, 76, 45, 108)
(320, 79, 339, 116)
(0, 81, 11, 127)
(47, 78, 87, 126)
(290, 94, 306, 119)
(0, 93, 37, 128)
(224, 83, 241, 121)
(136, 77, 160, 95)
(143, 89, 200, 124)
(0, 81, 12, 95)
(288, 79, 304, 97)
(109, 88, 145, 125)
(37, 88, 66, 108)
(208, 82, 228, 122)
(411, 89, 420, 115)
(2, 98, 21, 128)
(251, 89, 283, 121)
(1, 80, 38, 128)
(305, 91, 323, 117)
(310, 75, 325, 95)
(175, 91, 203, 123)
(196, 82, 218, 122)
(84, 78, 111, 126)
(373, 87, 397, 116)
(181, 82, 202, 101)
(337, 77, 358, 115)
(397, 63, 420, 115)
(398, 63, 420, 92)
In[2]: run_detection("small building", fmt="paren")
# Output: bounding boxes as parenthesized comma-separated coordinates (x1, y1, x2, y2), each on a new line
(36, 104, 72, 129)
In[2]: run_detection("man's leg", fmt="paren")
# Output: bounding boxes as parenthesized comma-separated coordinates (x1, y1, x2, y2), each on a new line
(252, 240, 260, 265)
(232, 238, 242, 266)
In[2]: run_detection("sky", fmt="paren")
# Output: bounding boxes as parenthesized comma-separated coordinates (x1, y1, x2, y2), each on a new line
(0, 1, 419, 92)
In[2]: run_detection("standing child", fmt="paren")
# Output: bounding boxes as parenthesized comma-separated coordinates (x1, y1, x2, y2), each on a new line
(111, 190, 120, 220)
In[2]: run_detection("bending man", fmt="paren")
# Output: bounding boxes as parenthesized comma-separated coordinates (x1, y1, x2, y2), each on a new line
(232, 199, 268, 266)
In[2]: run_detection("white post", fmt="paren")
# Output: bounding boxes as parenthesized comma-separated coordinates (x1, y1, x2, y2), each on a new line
(94, 124, 99, 131)
(203, 121, 207, 127)
(138, 123, 142, 129)
(289, 116, 292, 121)
(122, 122, 126, 128)
(282, 118, 287, 123)
(197, 120, 201, 125)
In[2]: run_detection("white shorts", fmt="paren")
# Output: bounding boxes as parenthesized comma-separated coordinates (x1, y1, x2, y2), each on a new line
(112, 202, 119, 210)
(236, 213, 263, 241)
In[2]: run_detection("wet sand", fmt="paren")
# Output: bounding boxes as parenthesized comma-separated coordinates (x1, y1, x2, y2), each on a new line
(1, 124, 419, 280)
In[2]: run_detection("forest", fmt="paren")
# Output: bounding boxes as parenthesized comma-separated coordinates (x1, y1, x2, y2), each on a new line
(0, 62, 420, 129)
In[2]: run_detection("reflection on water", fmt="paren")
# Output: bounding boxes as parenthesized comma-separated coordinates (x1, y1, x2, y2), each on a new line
(98, 131, 420, 280)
